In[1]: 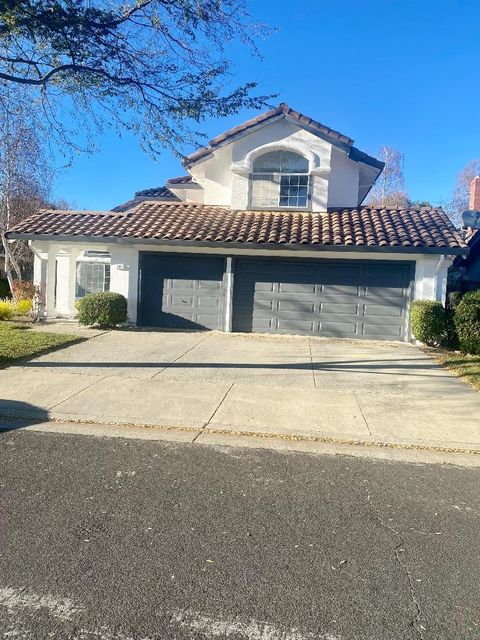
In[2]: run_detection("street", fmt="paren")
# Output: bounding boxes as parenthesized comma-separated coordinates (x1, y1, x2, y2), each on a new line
(1, 429, 479, 640)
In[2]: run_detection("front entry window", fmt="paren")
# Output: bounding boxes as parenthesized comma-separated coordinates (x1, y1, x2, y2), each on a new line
(250, 150, 310, 209)
(76, 262, 111, 297)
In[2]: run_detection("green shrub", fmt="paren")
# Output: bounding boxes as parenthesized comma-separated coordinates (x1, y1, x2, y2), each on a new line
(0, 278, 10, 298)
(0, 299, 15, 320)
(410, 300, 446, 346)
(454, 289, 480, 354)
(445, 291, 463, 348)
(77, 292, 127, 327)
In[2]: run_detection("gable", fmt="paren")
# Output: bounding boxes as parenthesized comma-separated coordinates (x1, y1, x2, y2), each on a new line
(187, 110, 382, 210)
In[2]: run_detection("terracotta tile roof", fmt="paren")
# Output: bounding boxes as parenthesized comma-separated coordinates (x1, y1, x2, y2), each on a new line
(8, 202, 467, 253)
(187, 103, 355, 165)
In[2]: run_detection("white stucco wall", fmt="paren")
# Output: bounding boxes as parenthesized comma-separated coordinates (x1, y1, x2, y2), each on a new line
(31, 239, 454, 341)
(109, 245, 139, 323)
(328, 146, 360, 208)
(188, 119, 363, 211)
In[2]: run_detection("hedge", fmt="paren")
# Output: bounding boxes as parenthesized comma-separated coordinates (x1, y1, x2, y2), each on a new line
(77, 292, 127, 328)
(410, 300, 446, 346)
(454, 289, 480, 354)
(445, 291, 463, 349)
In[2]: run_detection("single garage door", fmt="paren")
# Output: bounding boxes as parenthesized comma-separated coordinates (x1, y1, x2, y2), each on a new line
(139, 253, 225, 329)
(232, 258, 413, 340)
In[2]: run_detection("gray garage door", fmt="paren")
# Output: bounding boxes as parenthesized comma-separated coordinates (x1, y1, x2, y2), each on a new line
(139, 253, 225, 329)
(232, 258, 413, 340)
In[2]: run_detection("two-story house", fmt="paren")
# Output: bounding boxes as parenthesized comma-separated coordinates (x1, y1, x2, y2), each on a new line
(8, 103, 467, 341)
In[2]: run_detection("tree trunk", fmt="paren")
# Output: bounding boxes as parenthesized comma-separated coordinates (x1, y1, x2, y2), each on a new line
(1, 234, 22, 293)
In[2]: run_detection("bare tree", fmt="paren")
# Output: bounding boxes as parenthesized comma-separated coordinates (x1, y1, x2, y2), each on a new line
(445, 159, 480, 225)
(0, 89, 52, 289)
(366, 145, 409, 208)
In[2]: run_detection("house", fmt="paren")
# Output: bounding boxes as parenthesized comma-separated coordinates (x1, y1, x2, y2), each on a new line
(451, 176, 480, 291)
(7, 103, 467, 341)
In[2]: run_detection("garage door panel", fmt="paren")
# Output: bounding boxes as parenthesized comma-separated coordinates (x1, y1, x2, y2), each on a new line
(170, 295, 195, 308)
(363, 304, 404, 317)
(195, 296, 222, 309)
(366, 286, 406, 299)
(168, 278, 196, 289)
(140, 254, 224, 329)
(250, 318, 275, 332)
(251, 282, 276, 292)
(279, 282, 317, 294)
(321, 303, 360, 316)
(362, 323, 404, 338)
(320, 322, 359, 336)
(252, 299, 275, 312)
(233, 258, 412, 340)
(276, 319, 316, 333)
(278, 300, 317, 313)
(321, 284, 362, 297)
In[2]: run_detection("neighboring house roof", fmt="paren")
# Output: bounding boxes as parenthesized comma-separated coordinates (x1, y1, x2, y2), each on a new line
(186, 103, 383, 171)
(134, 186, 180, 199)
(113, 176, 196, 212)
(8, 203, 467, 254)
(130, 176, 194, 201)
(167, 175, 193, 185)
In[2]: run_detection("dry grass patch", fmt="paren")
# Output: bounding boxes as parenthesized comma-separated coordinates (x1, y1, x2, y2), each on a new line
(430, 349, 480, 391)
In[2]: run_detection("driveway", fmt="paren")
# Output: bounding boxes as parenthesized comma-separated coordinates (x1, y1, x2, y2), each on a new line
(1, 328, 479, 453)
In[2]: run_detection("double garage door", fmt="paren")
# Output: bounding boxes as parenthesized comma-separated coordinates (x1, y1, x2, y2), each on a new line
(139, 253, 413, 341)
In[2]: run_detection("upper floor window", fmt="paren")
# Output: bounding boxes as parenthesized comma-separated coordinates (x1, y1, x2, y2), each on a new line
(250, 150, 309, 209)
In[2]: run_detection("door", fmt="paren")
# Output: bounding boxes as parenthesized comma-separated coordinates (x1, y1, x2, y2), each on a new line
(139, 253, 225, 329)
(232, 258, 413, 340)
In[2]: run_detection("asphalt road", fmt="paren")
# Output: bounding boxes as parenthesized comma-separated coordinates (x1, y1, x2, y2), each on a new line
(0, 430, 479, 640)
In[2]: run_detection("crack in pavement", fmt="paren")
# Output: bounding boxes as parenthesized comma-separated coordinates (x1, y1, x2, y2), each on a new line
(150, 333, 213, 379)
(364, 484, 426, 640)
(193, 383, 235, 442)
(353, 391, 372, 437)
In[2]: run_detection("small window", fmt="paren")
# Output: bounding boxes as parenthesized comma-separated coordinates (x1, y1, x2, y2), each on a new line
(76, 262, 111, 298)
(250, 150, 310, 209)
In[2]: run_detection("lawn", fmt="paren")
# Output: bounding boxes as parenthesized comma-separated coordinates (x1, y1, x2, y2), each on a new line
(0, 322, 83, 368)
(432, 350, 480, 391)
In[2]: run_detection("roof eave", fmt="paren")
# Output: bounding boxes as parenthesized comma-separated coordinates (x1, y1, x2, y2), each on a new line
(7, 232, 468, 256)
(349, 147, 385, 171)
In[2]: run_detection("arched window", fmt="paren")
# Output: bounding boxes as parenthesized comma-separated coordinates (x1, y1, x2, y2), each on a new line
(250, 150, 310, 209)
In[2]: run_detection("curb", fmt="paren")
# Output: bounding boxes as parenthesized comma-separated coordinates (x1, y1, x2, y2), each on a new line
(1, 412, 479, 457)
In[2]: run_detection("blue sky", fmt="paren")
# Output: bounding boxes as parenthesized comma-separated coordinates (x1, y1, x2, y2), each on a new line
(54, 0, 480, 210)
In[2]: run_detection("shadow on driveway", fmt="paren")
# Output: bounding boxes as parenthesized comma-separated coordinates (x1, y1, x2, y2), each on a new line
(0, 401, 49, 433)
(17, 357, 449, 378)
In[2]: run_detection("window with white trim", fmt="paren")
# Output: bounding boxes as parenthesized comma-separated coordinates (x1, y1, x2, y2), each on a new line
(250, 150, 310, 209)
(76, 253, 111, 298)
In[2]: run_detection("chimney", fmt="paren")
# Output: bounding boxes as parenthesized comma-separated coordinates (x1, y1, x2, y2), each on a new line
(469, 176, 480, 210)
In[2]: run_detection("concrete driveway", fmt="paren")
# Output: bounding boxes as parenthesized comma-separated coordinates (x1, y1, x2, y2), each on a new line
(1, 327, 479, 454)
